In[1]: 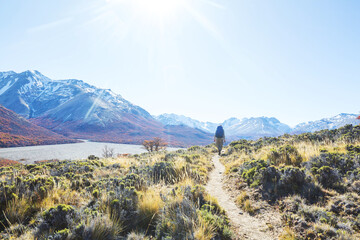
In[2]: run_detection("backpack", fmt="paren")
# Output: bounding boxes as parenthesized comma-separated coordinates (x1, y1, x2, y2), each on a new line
(215, 126, 224, 138)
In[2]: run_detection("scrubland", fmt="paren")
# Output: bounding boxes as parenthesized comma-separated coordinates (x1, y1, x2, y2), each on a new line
(1, 124, 360, 240)
(0, 145, 232, 239)
(221, 124, 360, 240)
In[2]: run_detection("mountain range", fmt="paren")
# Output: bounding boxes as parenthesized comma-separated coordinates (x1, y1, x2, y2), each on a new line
(0, 70, 211, 147)
(155, 113, 360, 140)
(0, 70, 359, 147)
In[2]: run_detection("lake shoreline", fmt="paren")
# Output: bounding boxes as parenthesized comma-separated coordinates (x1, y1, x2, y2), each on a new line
(0, 141, 181, 164)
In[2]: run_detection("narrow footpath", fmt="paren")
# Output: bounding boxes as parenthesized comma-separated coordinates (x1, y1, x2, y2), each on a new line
(205, 155, 275, 240)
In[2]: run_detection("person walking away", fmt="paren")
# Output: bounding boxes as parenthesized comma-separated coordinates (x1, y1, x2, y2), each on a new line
(214, 125, 225, 155)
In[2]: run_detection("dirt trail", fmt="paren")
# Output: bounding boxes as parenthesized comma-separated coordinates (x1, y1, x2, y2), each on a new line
(205, 155, 275, 240)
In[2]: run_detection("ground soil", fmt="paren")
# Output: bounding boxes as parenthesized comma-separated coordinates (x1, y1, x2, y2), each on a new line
(205, 155, 282, 240)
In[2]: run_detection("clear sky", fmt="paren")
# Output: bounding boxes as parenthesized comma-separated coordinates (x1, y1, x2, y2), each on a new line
(0, 0, 359, 127)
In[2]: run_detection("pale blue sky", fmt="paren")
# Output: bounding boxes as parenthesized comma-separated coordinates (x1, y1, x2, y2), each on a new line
(0, 0, 359, 126)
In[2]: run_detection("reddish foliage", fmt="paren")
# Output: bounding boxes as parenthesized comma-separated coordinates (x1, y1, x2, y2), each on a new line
(0, 158, 21, 167)
(0, 105, 78, 148)
(33, 115, 213, 147)
(357, 115, 360, 120)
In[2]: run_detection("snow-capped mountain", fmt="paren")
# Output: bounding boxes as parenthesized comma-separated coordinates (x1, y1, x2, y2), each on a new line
(156, 114, 292, 139)
(224, 117, 292, 138)
(155, 113, 218, 133)
(0, 70, 151, 120)
(156, 113, 360, 140)
(0, 70, 211, 146)
(293, 113, 359, 133)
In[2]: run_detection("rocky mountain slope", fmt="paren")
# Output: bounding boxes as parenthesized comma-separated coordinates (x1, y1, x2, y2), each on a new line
(0, 105, 77, 147)
(0, 71, 211, 146)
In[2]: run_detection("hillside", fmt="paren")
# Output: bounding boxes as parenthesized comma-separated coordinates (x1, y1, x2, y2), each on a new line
(0, 71, 211, 147)
(0, 105, 77, 147)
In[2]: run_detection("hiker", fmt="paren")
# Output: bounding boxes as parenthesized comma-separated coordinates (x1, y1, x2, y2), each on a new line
(214, 125, 225, 155)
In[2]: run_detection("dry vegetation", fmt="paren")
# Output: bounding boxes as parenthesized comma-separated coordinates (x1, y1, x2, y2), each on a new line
(221, 124, 360, 239)
(0, 145, 232, 239)
(2, 124, 360, 239)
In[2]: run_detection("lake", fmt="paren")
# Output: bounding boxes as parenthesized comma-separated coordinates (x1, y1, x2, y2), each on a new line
(0, 141, 180, 164)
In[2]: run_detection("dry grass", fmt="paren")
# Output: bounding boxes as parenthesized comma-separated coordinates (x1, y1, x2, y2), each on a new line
(102, 156, 138, 168)
(243, 199, 256, 214)
(223, 141, 356, 172)
(4, 197, 29, 225)
(235, 191, 249, 206)
(84, 214, 123, 240)
(194, 215, 216, 240)
(235, 191, 257, 214)
(279, 226, 297, 240)
(39, 187, 87, 209)
(294, 142, 351, 162)
(93, 168, 123, 179)
(137, 189, 165, 229)
(177, 177, 195, 188)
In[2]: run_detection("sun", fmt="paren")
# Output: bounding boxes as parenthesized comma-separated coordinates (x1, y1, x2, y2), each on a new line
(107, 0, 185, 22)
(133, 0, 184, 19)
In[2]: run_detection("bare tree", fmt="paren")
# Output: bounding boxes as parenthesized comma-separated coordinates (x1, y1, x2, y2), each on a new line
(142, 137, 167, 152)
(153, 137, 167, 151)
(102, 145, 115, 158)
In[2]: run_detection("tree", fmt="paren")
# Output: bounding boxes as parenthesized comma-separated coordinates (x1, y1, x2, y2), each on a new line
(142, 137, 167, 152)
(102, 145, 115, 158)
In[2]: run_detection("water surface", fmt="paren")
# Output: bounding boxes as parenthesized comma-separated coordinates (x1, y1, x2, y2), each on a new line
(0, 141, 179, 164)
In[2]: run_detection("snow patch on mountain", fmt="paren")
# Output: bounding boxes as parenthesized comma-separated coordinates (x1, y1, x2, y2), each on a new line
(155, 113, 219, 133)
(293, 113, 359, 133)
(156, 114, 292, 138)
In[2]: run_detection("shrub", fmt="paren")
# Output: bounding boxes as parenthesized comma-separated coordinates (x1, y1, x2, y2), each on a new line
(88, 155, 99, 160)
(41, 204, 76, 231)
(314, 166, 341, 189)
(239, 159, 268, 187)
(267, 145, 303, 167)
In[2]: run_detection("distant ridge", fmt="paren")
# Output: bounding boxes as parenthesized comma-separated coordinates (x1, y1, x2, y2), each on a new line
(156, 113, 360, 140)
(292, 113, 359, 134)
(0, 105, 77, 147)
(156, 114, 292, 139)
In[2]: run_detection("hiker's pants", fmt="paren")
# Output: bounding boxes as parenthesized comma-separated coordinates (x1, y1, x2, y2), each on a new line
(215, 137, 224, 153)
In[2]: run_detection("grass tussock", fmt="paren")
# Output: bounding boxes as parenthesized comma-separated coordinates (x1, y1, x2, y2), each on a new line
(279, 226, 297, 240)
(194, 214, 216, 240)
(137, 189, 164, 230)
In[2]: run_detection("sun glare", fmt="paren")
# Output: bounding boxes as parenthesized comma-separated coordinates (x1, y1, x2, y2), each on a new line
(133, 0, 184, 19)
(106, 0, 185, 22)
